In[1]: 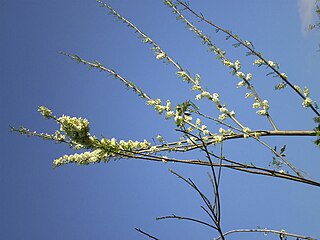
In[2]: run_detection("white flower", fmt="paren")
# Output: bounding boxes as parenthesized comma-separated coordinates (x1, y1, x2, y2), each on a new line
(203, 129, 210, 135)
(156, 135, 164, 142)
(243, 127, 251, 138)
(245, 92, 253, 98)
(175, 115, 184, 126)
(262, 100, 270, 110)
(303, 87, 310, 97)
(154, 105, 166, 113)
(256, 109, 267, 115)
(219, 128, 226, 134)
(110, 138, 117, 147)
(156, 52, 166, 60)
(244, 41, 251, 46)
(275, 82, 287, 90)
(234, 60, 241, 70)
(149, 146, 158, 152)
(236, 71, 245, 79)
(195, 74, 201, 84)
(146, 98, 161, 106)
(246, 73, 252, 81)
(162, 156, 168, 163)
(195, 94, 202, 100)
(252, 102, 260, 108)
(38, 106, 52, 119)
(223, 60, 234, 67)
(253, 59, 264, 65)
(213, 135, 224, 143)
(202, 91, 212, 99)
(191, 85, 202, 91)
(165, 100, 171, 111)
(184, 115, 192, 122)
(280, 73, 288, 80)
(196, 91, 212, 100)
(212, 93, 220, 103)
(219, 107, 228, 114)
(165, 111, 175, 119)
(294, 85, 302, 93)
(140, 139, 151, 149)
(186, 127, 193, 132)
(267, 60, 276, 67)
(254, 132, 261, 138)
(237, 80, 246, 88)
(303, 97, 312, 108)
(219, 114, 227, 121)
(196, 118, 201, 126)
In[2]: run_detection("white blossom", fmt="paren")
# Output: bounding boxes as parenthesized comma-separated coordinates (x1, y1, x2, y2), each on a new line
(246, 73, 252, 81)
(253, 59, 264, 65)
(234, 60, 241, 70)
(303, 97, 312, 108)
(236, 71, 245, 79)
(267, 60, 276, 67)
(156, 52, 166, 60)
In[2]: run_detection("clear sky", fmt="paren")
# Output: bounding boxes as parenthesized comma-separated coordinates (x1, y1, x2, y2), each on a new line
(1, 1, 320, 239)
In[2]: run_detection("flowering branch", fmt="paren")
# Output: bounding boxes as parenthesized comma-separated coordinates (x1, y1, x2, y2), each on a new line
(214, 228, 315, 240)
(164, 0, 279, 130)
(175, 0, 320, 117)
(11, 1, 320, 239)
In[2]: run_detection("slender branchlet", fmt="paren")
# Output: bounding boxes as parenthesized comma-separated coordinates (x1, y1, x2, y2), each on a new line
(164, 0, 279, 130)
(215, 228, 315, 240)
(175, 0, 320, 117)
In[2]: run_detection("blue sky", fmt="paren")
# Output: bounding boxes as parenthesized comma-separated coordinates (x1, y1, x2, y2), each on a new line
(1, 1, 320, 239)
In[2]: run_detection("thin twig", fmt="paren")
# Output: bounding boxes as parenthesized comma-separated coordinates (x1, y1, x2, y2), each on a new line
(214, 228, 316, 240)
(156, 215, 217, 230)
(135, 228, 160, 240)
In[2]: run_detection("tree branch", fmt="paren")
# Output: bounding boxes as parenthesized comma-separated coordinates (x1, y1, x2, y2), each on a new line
(215, 228, 316, 240)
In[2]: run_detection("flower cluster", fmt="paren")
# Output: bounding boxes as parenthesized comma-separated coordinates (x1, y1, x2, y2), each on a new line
(38, 106, 53, 119)
(253, 59, 264, 66)
(252, 99, 269, 116)
(200, 125, 210, 135)
(302, 87, 313, 108)
(110, 138, 151, 151)
(176, 71, 193, 83)
(147, 98, 174, 118)
(53, 136, 152, 168)
(267, 60, 276, 68)
(234, 60, 241, 70)
(223, 59, 234, 68)
(236, 71, 245, 79)
(218, 127, 234, 136)
(244, 40, 251, 46)
(156, 52, 166, 60)
(195, 91, 212, 100)
(280, 73, 288, 80)
(242, 127, 251, 138)
(235, 69, 252, 88)
(58, 115, 91, 145)
(275, 82, 287, 90)
(303, 97, 313, 108)
(53, 149, 106, 167)
(212, 134, 224, 144)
